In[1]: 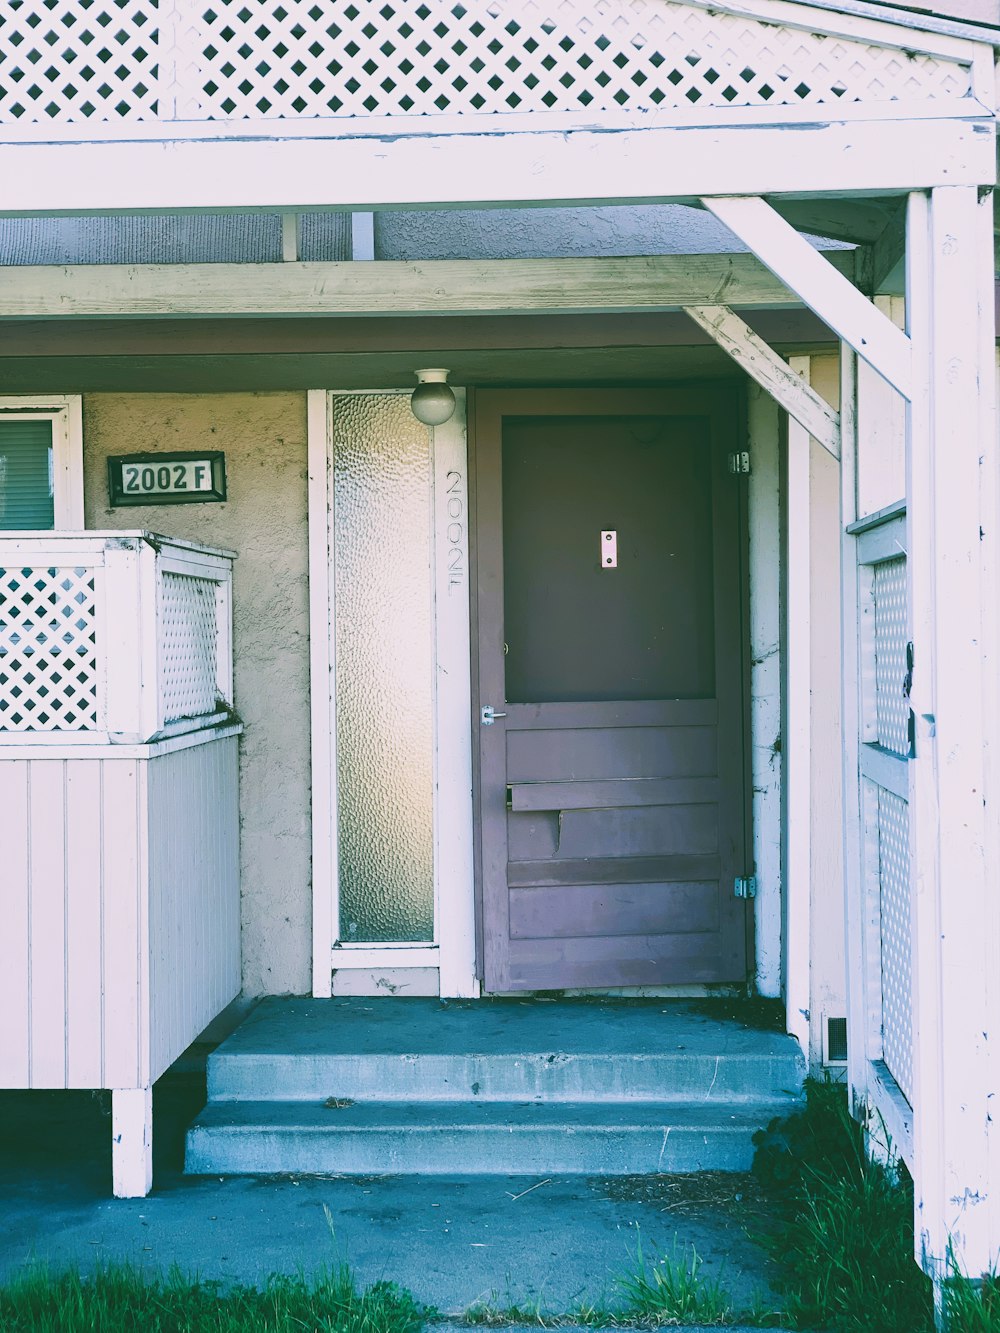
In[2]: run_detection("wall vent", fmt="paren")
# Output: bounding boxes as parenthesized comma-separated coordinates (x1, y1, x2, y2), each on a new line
(824, 1015, 848, 1066)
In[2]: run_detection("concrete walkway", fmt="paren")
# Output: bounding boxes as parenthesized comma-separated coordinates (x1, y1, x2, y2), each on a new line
(0, 1065, 797, 1326)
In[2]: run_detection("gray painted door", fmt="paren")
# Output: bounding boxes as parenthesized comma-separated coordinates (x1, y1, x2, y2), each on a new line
(473, 388, 750, 993)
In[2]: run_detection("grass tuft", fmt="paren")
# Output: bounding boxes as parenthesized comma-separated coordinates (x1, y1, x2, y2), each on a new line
(613, 1237, 735, 1326)
(0, 1260, 427, 1333)
(755, 1079, 933, 1332)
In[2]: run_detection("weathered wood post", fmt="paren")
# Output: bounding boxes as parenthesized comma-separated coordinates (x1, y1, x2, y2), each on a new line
(905, 184, 999, 1297)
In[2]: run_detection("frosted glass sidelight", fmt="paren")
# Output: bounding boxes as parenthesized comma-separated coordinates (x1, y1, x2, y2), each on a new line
(333, 394, 435, 943)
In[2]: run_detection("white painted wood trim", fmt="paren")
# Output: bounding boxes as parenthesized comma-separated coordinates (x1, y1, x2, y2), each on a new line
(0, 97, 987, 150)
(684, 305, 840, 458)
(112, 1087, 153, 1198)
(0, 723, 242, 761)
(868, 1059, 915, 1167)
(840, 346, 869, 1119)
(784, 356, 812, 1056)
(0, 118, 990, 217)
(903, 186, 999, 1281)
(307, 389, 335, 998)
(0, 397, 84, 529)
(431, 392, 478, 998)
(860, 743, 909, 800)
(332, 946, 440, 970)
(281, 213, 301, 262)
(0, 253, 857, 319)
(703, 196, 914, 400)
(351, 213, 376, 261)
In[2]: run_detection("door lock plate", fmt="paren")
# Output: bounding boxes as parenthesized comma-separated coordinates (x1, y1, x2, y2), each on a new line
(601, 530, 617, 568)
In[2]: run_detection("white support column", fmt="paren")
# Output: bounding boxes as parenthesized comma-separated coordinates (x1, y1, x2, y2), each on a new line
(784, 357, 812, 1056)
(112, 1087, 153, 1198)
(906, 185, 998, 1282)
(839, 347, 868, 1119)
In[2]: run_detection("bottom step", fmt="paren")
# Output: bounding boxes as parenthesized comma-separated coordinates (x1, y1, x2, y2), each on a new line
(186, 1100, 787, 1177)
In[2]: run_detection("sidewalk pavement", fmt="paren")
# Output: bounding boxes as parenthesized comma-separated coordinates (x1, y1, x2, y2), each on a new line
(0, 1068, 796, 1328)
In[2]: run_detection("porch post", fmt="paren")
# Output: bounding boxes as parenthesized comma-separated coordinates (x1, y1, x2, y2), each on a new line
(905, 185, 999, 1282)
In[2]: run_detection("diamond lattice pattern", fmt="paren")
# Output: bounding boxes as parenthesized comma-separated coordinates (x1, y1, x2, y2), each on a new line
(196, 0, 972, 118)
(878, 785, 912, 1105)
(0, 0, 160, 123)
(0, 565, 99, 731)
(873, 557, 909, 757)
(159, 571, 220, 722)
(0, 0, 973, 124)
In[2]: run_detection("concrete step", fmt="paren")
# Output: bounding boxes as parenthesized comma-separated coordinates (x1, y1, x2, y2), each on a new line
(186, 1099, 790, 1177)
(206, 998, 805, 1105)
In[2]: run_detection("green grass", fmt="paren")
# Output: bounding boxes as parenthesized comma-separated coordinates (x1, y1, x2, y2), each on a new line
(753, 1079, 934, 1332)
(0, 1262, 427, 1333)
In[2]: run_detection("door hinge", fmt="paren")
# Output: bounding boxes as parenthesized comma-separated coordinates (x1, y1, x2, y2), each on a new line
(728, 451, 751, 476)
(734, 875, 757, 900)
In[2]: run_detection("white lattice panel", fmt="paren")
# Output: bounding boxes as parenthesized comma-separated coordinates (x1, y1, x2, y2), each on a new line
(158, 571, 220, 723)
(878, 786, 912, 1105)
(195, 0, 972, 119)
(873, 557, 909, 757)
(0, 566, 99, 731)
(0, 0, 160, 124)
(0, 0, 973, 124)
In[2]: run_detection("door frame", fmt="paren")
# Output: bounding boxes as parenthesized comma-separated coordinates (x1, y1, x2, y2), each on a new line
(468, 384, 755, 993)
(308, 388, 478, 999)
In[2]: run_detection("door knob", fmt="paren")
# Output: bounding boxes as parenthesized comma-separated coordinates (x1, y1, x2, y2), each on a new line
(481, 704, 507, 726)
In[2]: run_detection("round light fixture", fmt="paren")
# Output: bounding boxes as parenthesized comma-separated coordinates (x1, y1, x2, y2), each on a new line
(410, 368, 456, 426)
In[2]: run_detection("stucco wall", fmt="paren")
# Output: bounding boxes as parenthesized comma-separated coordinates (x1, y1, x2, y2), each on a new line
(82, 393, 312, 997)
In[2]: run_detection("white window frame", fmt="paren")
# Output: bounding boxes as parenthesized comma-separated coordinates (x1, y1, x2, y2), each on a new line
(0, 395, 84, 529)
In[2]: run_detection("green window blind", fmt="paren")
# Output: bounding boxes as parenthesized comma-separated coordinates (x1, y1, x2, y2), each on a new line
(0, 419, 54, 530)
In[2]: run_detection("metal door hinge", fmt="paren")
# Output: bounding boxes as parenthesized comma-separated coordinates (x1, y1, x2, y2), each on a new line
(728, 451, 751, 476)
(734, 875, 757, 899)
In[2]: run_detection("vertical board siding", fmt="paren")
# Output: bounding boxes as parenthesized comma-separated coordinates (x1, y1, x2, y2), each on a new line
(65, 761, 104, 1086)
(0, 756, 141, 1089)
(0, 738, 239, 1093)
(147, 737, 241, 1083)
(27, 762, 68, 1086)
(101, 761, 144, 1090)
(0, 760, 31, 1083)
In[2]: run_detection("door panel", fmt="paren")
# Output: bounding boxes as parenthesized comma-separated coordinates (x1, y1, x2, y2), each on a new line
(473, 388, 750, 992)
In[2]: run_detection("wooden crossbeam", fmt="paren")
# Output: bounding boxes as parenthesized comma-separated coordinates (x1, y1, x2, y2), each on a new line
(0, 254, 858, 319)
(702, 195, 913, 399)
(683, 303, 840, 458)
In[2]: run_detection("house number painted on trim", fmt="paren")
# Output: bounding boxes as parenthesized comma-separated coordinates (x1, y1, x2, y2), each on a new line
(445, 469, 464, 592)
(108, 451, 227, 506)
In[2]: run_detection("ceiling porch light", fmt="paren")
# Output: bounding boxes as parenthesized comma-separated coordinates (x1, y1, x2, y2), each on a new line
(410, 368, 456, 426)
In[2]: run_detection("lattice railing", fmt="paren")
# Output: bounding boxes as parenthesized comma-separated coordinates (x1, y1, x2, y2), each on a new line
(159, 570, 220, 723)
(0, 564, 99, 731)
(0, 534, 233, 743)
(0, 0, 975, 125)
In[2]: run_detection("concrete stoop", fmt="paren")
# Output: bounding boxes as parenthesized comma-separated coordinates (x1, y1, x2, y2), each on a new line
(184, 997, 806, 1179)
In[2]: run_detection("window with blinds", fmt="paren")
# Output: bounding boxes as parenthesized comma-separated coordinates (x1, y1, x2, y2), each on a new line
(0, 419, 55, 529)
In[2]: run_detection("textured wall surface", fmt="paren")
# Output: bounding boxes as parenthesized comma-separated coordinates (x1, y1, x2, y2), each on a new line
(82, 393, 312, 997)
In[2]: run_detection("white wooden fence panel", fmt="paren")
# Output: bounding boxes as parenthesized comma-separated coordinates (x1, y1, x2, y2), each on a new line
(101, 760, 145, 1090)
(65, 761, 105, 1087)
(0, 759, 31, 1084)
(28, 761, 68, 1087)
(147, 736, 241, 1083)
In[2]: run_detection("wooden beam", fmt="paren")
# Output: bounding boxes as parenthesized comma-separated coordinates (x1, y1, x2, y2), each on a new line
(703, 195, 913, 399)
(870, 200, 908, 293)
(683, 304, 840, 458)
(0, 116, 991, 217)
(769, 198, 897, 245)
(0, 253, 858, 319)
